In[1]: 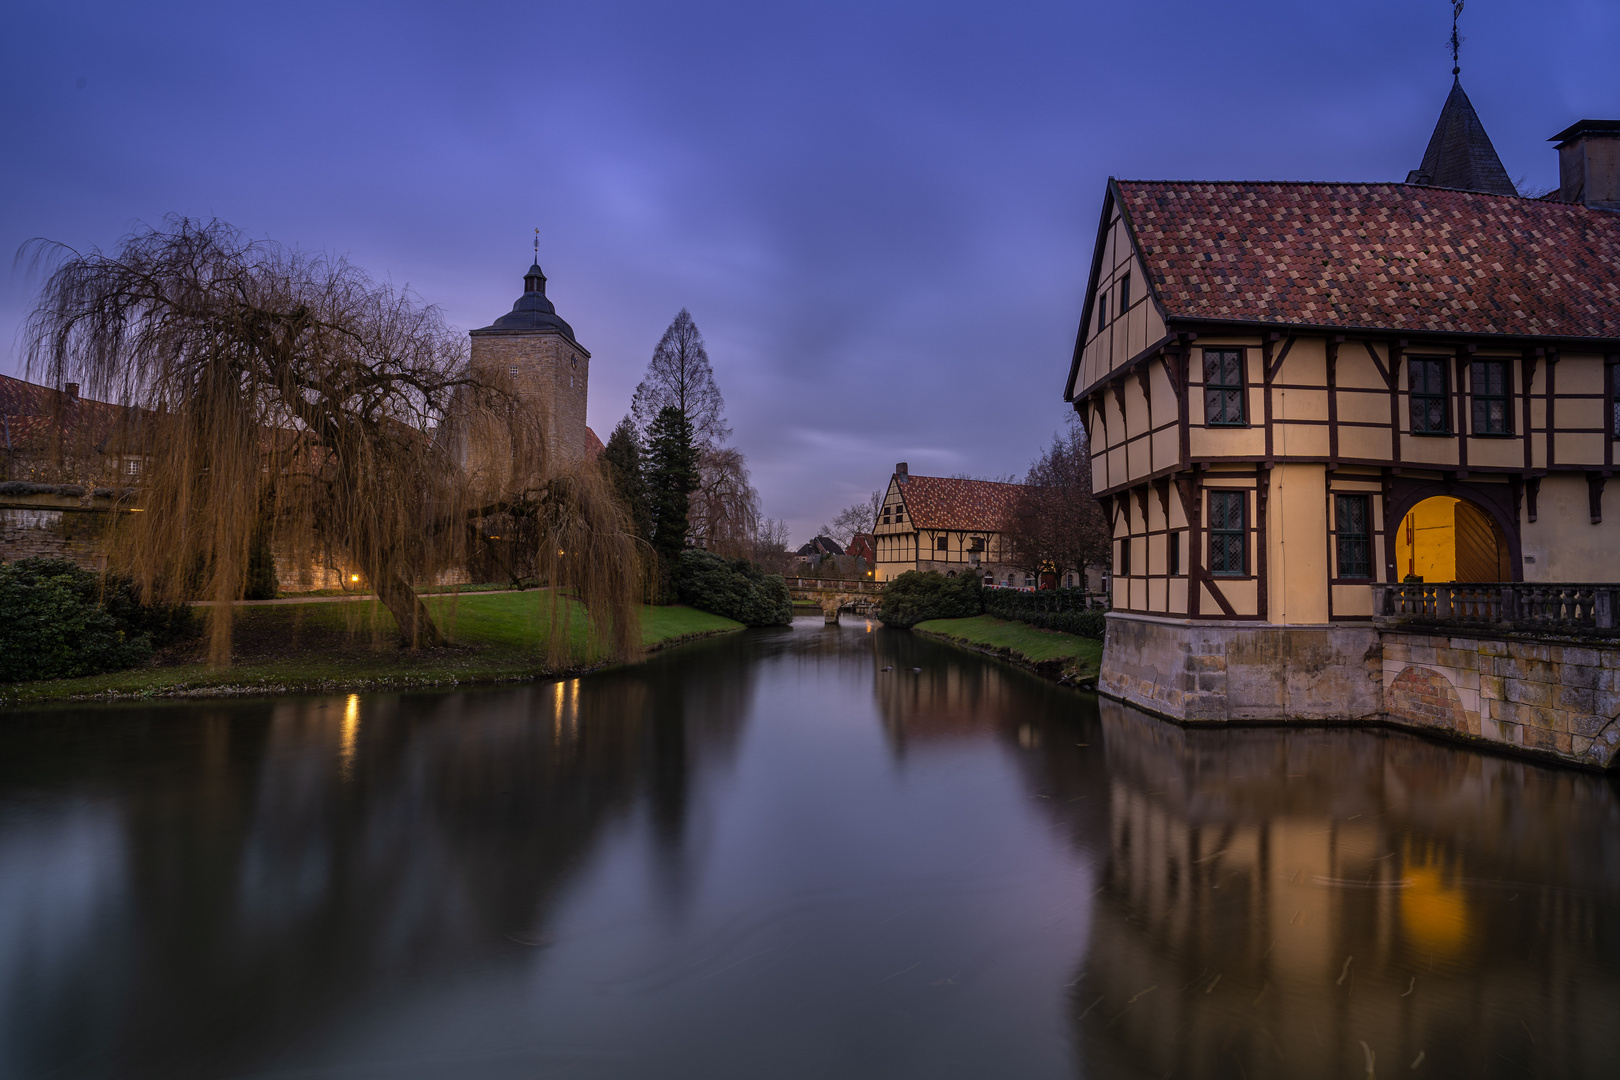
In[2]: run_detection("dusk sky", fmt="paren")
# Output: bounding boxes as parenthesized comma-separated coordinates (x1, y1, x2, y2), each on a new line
(3, 0, 1617, 542)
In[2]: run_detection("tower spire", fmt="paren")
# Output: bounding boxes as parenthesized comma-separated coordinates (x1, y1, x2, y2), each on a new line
(1450, 0, 1464, 76)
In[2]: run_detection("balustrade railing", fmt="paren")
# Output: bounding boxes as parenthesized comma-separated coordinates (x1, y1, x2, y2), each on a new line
(783, 577, 884, 593)
(1372, 582, 1620, 632)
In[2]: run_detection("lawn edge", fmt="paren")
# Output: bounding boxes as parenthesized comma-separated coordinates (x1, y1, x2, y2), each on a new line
(911, 617, 1101, 687)
(0, 624, 744, 708)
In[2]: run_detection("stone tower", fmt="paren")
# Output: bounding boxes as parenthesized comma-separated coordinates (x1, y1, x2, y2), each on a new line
(469, 260, 591, 465)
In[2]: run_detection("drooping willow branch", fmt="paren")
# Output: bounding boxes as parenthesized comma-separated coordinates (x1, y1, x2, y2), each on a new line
(22, 216, 644, 666)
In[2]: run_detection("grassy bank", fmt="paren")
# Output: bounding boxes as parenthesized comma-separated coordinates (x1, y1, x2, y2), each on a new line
(912, 615, 1102, 684)
(1, 592, 742, 706)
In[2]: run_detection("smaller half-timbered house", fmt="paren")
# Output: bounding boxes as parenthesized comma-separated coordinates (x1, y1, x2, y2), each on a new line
(873, 463, 1026, 585)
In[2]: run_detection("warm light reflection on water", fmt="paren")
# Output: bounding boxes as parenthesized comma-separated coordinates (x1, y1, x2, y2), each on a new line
(0, 620, 1617, 1079)
(339, 693, 360, 778)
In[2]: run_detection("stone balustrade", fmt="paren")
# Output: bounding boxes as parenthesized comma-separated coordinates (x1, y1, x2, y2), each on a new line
(1373, 582, 1620, 633)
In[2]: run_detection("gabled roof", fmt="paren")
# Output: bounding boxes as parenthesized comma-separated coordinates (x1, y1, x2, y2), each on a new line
(1109, 179, 1620, 340)
(797, 535, 844, 557)
(895, 474, 1022, 532)
(0, 373, 128, 456)
(1405, 78, 1518, 197)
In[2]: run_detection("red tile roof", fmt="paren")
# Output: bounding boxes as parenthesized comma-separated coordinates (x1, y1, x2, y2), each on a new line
(0, 373, 127, 456)
(898, 475, 1022, 532)
(1114, 180, 1620, 340)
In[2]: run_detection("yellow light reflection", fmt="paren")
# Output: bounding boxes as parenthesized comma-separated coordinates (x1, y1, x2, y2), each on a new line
(1400, 855, 1470, 955)
(553, 680, 566, 745)
(340, 694, 360, 776)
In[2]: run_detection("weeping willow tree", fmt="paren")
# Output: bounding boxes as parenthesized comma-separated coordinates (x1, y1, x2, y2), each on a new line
(22, 217, 643, 666)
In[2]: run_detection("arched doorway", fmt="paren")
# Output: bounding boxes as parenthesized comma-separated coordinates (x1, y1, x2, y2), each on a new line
(1395, 496, 1510, 582)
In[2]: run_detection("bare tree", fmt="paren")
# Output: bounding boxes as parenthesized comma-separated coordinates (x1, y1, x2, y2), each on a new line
(630, 309, 730, 450)
(828, 490, 882, 545)
(1002, 415, 1110, 586)
(22, 217, 643, 665)
(689, 445, 760, 558)
(748, 517, 793, 574)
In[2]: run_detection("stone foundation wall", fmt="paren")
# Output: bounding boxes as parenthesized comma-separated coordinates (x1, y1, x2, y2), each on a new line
(1098, 613, 1620, 769)
(1380, 631, 1620, 769)
(1100, 613, 1383, 723)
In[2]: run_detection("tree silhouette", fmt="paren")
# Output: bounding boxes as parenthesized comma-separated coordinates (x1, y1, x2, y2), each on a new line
(631, 310, 730, 450)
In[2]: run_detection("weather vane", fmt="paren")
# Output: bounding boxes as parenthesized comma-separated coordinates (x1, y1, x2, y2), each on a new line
(534, 227, 539, 262)
(1450, 0, 1465, 75)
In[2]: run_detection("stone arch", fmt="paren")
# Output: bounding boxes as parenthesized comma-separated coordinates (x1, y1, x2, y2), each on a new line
(1384, 479, 1521, 583)
(1386, 665, 1470, 734)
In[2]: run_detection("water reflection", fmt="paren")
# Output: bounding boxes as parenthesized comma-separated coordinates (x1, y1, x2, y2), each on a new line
(0, 623, 1617, 1079)
(0, 637, 759, 1079)
(1064, 699, 1620, 1079)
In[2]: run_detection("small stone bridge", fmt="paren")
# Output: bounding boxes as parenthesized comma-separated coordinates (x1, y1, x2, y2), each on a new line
(784, 577, 884, 619)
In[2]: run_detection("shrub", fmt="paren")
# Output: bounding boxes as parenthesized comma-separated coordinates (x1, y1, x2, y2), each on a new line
(877, 570, 983, 628)
(674, 549, 793, 627)
(0, 557, 198, 683)
(981, 585, 1105, 639)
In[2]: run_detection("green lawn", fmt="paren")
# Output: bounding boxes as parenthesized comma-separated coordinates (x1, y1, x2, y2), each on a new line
(912, 614, 1102, 681)
(1, 592, 742, 706)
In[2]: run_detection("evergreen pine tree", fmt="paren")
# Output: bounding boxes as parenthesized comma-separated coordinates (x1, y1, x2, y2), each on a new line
(645, 405, 698, 599)
(601, 415, 652, 542)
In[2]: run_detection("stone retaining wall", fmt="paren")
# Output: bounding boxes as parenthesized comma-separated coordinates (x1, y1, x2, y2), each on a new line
(1101, 613, 1383, 723)
(1380, 631, 1620, 769)
(1099, 612, 1620, 769)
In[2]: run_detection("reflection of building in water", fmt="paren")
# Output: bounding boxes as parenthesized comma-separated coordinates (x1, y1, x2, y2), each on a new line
(1064, 698, 1620, 1078)
(0, 647, 757, 1079)
(871, 628, 1059, 750)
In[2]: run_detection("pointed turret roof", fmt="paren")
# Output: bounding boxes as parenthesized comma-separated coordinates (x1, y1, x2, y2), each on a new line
(1405, 77, 1518, 196)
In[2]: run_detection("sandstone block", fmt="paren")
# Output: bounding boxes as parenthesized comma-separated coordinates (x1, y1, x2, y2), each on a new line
(1506, 678, 1553, 708)
(1559, 685, 1596, 714)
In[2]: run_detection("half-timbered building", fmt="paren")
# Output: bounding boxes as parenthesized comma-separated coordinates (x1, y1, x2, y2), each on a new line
(1068, 80, 1620, 735)
(873, 463, 1027, 585)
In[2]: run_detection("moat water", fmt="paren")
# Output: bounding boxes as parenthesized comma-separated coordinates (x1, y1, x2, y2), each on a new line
(3, 618, 1619, 1079)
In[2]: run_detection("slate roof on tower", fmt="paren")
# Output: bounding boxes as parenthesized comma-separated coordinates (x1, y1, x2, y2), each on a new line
(475, 261, 578, 341)
(1405, 78, 1518, 196)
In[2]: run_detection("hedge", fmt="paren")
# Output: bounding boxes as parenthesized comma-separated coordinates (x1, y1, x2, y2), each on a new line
(981, 585, 1106, 640)
(0, 557, 198, 683)
(876, 570, 983, 628)
(674, 549, 793, 627)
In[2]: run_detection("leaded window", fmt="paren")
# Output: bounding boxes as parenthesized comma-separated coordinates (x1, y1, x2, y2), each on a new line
(1204, 349, 1245, 426)
(1410, 358, 1450, 434)
(1118, 273, 1131, 315)
(1119, 534, 1131, 576)
(1208, 491, 1246, 576)
(1334, 494, 1372, 580)
(1471, 360, 1509, 435)
(1612, 365, 1620, 439)
(1168, 531, 1180, 576)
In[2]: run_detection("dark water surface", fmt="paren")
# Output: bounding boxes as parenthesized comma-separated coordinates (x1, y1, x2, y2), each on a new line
(3, 619, 1620, 1079)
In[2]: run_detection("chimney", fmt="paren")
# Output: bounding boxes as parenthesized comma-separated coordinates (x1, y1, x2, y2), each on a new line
(896, 462, 908, 483)
(1550, 120, 1620, 210)
(64, 382, 80, 402)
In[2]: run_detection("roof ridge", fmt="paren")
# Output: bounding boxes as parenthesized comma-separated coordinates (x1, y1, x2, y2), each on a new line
(1116, 178, 1547, 202)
